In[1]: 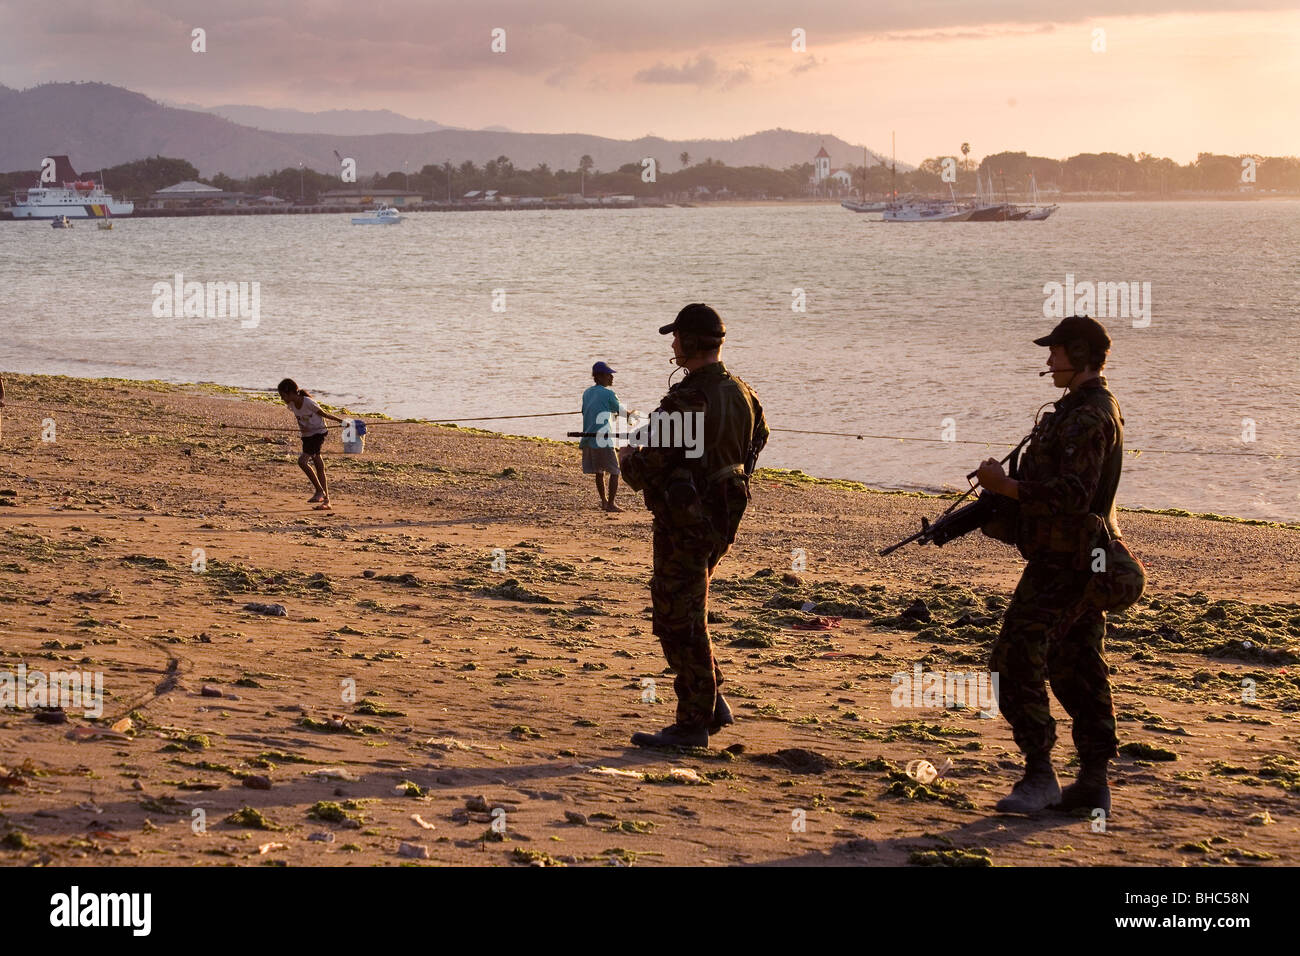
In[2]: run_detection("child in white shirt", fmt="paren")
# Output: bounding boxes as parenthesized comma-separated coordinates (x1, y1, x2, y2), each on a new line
(277, 378, 344, 510)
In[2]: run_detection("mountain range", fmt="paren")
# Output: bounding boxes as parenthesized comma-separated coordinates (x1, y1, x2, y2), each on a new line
(0, 82, 892, 179)
(165, 102, 461, 135)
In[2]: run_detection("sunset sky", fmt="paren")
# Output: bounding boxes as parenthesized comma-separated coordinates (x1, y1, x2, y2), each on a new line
(1, 0, 1296, 163)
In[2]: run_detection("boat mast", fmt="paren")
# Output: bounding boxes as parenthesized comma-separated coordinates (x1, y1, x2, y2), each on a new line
(890, 131, 896, 206)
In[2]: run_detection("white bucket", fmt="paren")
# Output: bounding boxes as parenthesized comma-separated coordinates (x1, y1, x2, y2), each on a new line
(341, 418, 366, 455)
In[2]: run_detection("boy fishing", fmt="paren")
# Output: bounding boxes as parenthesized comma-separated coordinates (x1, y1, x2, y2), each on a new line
(277, 378, 344, 510)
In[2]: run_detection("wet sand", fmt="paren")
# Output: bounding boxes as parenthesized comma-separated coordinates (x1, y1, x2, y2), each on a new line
(0, 373, 1296, 866)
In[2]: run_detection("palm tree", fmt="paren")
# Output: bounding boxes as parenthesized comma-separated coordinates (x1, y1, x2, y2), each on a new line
(578, 155, 594, 197)
(679, 151, 691, 168)
(961, 142, 971, 173)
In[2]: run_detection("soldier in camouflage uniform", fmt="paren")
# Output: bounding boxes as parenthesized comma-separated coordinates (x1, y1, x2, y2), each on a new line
(975, 315, 1144, 814)
(619, 304, 768, 749)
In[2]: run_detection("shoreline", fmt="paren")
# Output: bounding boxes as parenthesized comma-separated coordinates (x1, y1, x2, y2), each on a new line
(4, 195, 1297, 221)
(0, 372, 1296, 866)
(6, 370, 1296, 528)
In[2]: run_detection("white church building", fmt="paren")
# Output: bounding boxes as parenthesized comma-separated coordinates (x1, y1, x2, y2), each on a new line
(810, 146, 853, 194)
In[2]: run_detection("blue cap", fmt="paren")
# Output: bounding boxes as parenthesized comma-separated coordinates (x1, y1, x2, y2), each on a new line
(592, 361, 616, 375)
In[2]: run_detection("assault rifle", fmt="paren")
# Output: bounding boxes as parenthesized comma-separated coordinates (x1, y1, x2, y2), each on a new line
(879, 435, 1030, 556)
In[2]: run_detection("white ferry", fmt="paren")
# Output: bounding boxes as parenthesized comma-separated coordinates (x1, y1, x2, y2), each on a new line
(9, 155, 134, 220)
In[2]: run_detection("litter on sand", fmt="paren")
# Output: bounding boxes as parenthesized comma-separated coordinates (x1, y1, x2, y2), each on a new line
(587, 766, 708, 784)
(666, 768, 707, 784)
(588, 767, 646, 780)
(906, 758, 954, 785)
(304, 766, 359, 781)
(791, 616, 842, 631)
(243, 602, 287, 617)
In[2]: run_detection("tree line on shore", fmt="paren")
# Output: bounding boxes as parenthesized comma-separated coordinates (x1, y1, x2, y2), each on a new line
(3, 149, 1297, 203)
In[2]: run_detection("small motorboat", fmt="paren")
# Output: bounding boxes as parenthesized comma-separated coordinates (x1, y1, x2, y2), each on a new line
(51, 216, 73, 229)
(351, 204, 403, 225)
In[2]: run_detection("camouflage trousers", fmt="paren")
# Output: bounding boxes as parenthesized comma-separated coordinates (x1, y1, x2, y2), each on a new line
(989, 562, 1119, 764)
(650, 493, 745, 729)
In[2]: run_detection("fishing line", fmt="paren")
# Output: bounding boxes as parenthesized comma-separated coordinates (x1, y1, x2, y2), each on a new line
(4, 399, 1298, 460)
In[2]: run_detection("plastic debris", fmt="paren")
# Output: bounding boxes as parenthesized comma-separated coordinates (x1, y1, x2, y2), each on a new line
(906, 758, 954, 785)
(243, 602, 287, 617)
(305, 767, 359, 781)
(588, 767, 645, 780)
(411, 814, 436, 830)
(668, 768, 707, 785)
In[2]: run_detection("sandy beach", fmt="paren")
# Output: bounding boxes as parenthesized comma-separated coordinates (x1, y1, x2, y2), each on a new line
(0, 373, 1296, 867)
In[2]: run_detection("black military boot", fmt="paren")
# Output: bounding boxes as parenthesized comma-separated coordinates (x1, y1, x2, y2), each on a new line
(1053, 759, 1111, 814)
(709, 692, 734, 735)
(631, 724, 709, 749)
(994, 753, 1061, 813)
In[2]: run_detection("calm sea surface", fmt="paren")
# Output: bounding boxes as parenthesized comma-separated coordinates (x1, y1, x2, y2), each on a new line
(2, 202, 1297, 521)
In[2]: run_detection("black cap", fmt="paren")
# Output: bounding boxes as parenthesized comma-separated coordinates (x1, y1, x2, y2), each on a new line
(1034, 315, 1111, 353)
(659, 303, 725, 337)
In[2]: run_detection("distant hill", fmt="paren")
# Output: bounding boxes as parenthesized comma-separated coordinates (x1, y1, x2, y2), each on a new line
(189, 103, 455, 136)
(0, 81, 895, 179)
(0, 82, 302, 179)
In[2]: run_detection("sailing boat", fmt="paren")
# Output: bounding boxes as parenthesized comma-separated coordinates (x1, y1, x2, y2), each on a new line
(97, 171, 115, 228)
(881, 133, 974, 221)
(1017, 173, 1058, 220)
(966, 168, 1015, 221)
(841, 146, 889, 212)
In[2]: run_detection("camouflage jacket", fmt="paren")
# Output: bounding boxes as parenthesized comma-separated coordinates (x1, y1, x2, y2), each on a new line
(621, 362, 768, 516)
(1016, 377, 1124, 565)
